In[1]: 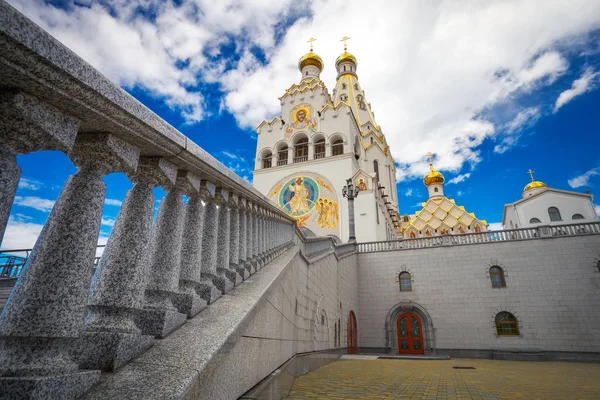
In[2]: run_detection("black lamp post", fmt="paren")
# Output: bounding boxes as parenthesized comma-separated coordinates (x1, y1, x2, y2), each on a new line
(342, 178, 360, 242)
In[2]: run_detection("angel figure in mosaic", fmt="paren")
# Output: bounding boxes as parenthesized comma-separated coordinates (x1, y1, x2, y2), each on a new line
(328, 201, 339, 228)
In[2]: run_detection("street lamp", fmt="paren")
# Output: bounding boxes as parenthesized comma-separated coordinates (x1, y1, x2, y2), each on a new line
(342, 178, 360, 242)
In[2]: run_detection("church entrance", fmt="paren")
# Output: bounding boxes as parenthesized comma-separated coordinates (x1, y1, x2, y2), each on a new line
(397, 313, 424, 354)
(347, 311, 358, 354)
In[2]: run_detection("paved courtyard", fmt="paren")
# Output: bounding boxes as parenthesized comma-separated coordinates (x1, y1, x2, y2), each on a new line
(287, 357, 600, 399)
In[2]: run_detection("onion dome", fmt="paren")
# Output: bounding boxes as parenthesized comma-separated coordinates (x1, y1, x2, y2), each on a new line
(523, 169, 547, 192)
(424, 163, 444, 186)
(523, 180, 547, 192)
(298, 51, 324, 72)
(335, 51, 357, 68)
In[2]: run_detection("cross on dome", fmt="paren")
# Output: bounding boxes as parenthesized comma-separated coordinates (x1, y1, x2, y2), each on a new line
(340, 36, 350, 51)
(307, 37, 317, 52)
(527, 169, 535, 181)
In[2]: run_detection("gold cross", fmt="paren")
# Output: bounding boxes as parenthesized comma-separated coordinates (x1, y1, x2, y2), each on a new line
(340, 36, 350, 51)
(426, 152, 434, 165)
(527, 169, 535, 181)
(307, 37, 317, 52)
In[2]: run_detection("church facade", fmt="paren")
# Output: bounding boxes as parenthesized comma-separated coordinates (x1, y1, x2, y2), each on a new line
(253, 42, 399, 243)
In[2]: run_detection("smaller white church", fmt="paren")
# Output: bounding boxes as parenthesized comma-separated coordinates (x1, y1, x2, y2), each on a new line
(502, 170, 597, 229)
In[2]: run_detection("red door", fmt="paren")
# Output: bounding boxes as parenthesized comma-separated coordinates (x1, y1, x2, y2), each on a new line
(397, 313, 424, 354)
(347, 311, 358, 354)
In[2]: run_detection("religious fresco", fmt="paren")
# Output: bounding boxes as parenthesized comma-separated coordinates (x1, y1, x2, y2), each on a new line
(357, 178, 368, 191)
(285, 104, 317, 138)
(269, 173, 339, 232)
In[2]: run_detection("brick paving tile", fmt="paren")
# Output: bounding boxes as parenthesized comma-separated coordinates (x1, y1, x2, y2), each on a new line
(286, 359, 600, 399)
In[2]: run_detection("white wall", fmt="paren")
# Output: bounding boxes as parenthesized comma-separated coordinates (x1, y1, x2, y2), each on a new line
(514, 191, 597, 227)
(357, 235, 600, 355)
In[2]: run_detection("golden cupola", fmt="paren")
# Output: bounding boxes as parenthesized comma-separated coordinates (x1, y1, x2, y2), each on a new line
(523, 169, 547, 196)
(424, 158, 445, 186)
(335, 36, 358, 78)
(298, 38, 323, 80)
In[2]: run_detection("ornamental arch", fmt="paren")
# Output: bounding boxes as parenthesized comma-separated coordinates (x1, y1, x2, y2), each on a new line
(384, 301, 435, 355)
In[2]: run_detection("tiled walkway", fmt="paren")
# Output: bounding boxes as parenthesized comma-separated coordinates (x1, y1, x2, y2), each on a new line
(287, 357, 600, 399)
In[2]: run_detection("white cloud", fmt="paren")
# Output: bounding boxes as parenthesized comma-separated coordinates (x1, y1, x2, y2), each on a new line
(447, 173, 471, 185)
(17, 177, 43, 191)
(0, 216, 45, 250)
(13, 196, 55, 212)
(554, 68, 599, 112)
(595, 205, 600, 217)
(101, 217, 116, 227)
(104, 198, 123, 206)
(404, 188, 413, 197)
(568, 168, 599, 188)
(488, 222, 504, 231)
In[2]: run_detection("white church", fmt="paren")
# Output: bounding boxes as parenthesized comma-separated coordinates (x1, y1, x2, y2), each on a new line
(252, 39, 400, 242)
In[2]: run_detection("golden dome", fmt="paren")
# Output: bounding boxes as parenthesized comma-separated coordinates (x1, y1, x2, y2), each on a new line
(424, 169, 445, 186)
(335, 52, 357, 68)
(523, 180, 547, 192)
(298, 52, 324, 72)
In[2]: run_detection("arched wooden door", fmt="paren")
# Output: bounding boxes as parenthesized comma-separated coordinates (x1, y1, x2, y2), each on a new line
(347, 311, 358, 354)
(397, 312, 424, 354)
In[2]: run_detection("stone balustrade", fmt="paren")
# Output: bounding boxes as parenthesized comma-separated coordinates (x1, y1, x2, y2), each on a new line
(0, 2, 297, 397)
(357, 221, 600, 253)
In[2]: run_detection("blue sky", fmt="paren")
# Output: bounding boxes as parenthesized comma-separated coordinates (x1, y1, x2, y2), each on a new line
(3, 0, 600, 249)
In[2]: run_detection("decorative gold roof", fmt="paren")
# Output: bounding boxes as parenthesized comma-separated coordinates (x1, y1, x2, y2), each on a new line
(523, 169, 547, 192)
(335, 52, 357, 67)
(400, 196, 488, 238)
(298, 51, 324, 72)
(424, 155, 444, 186)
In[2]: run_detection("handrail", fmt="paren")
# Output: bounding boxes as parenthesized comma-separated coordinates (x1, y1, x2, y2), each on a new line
(357, 221, 600, 253)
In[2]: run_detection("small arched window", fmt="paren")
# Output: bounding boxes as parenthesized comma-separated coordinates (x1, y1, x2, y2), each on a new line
(332, 139, 344, 156)
(529, 218, 541, 224)
(373, 160, 380, 182)
(262, 151, 272, 169)
(548, 207, 562, 221)
(340, 94, 348, 101)
(314, 138, 325, 159)
(597, 260, 600, 273)
(342, 83, 347, 89)
(399, 272, 411, 292)
(495, 312, 519, 336)
(434, 187, 438, 193)
(294, 138, 308, 162)
(572, 214, 585, 220)
(489, 266, 506, 288)
(277, 146, 288, 166)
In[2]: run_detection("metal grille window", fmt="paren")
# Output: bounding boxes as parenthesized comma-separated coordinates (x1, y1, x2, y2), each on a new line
(277, 146, 288, 165)
(314, 139, 325, 158)
(495, 312, 519, 336)
(262, 152, 272, 169)
(529, 218, 541, 223)
(294, 138, 308, 162)
(548, 207, 562, 221)
(572, 214, 584, 220)
(332, 140, 344, 156)
(399, 272, 412, 292)
(489, 266, 506, 288)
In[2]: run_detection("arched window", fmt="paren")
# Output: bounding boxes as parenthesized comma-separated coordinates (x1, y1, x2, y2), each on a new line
(277, 146, 288, 166)
(314, 138, 325, 159)
(399, 272, 411, 292)
(548, 207, 562, 221)
(262, 151, 272, 169)
(529, 218, 541, 223)
(434, 187, 438, 193)
(572, 214, 585, 220)
(597, 260, 600, 273)
(340, 94, 348, 101)
(294, 138, 308, 162)
(489, 266, 506, 288)
(495, 312, 519, 336)
(373, 160, 380, 182)
(332, 139, 344, 156)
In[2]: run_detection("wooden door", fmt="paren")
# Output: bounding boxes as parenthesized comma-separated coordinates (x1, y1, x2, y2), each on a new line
(397, 313, 424, 354)
(347, 311, 358, 354)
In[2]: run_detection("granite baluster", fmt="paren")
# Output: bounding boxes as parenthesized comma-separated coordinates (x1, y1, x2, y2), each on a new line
(228, 193, 249, 281)
(214, 188, 241, 290)
(245, 202, 256, 275)
(0, 133, 138, 399)
(238, 199, 249, 276)
(82, 157, 177, 371)
(199, 181, 225, 302)
(139, 171, 198, 338)
(0, 91, 78, 245)
(175, 182, 210, 317)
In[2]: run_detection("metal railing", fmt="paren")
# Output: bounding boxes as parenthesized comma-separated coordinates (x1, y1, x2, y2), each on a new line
(293, 155, 308, 163)
(314, 152, 325, 159)
(357, 222, 600, 253)
(0, 246, 106, 279)
(277, 159, 288, 166)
